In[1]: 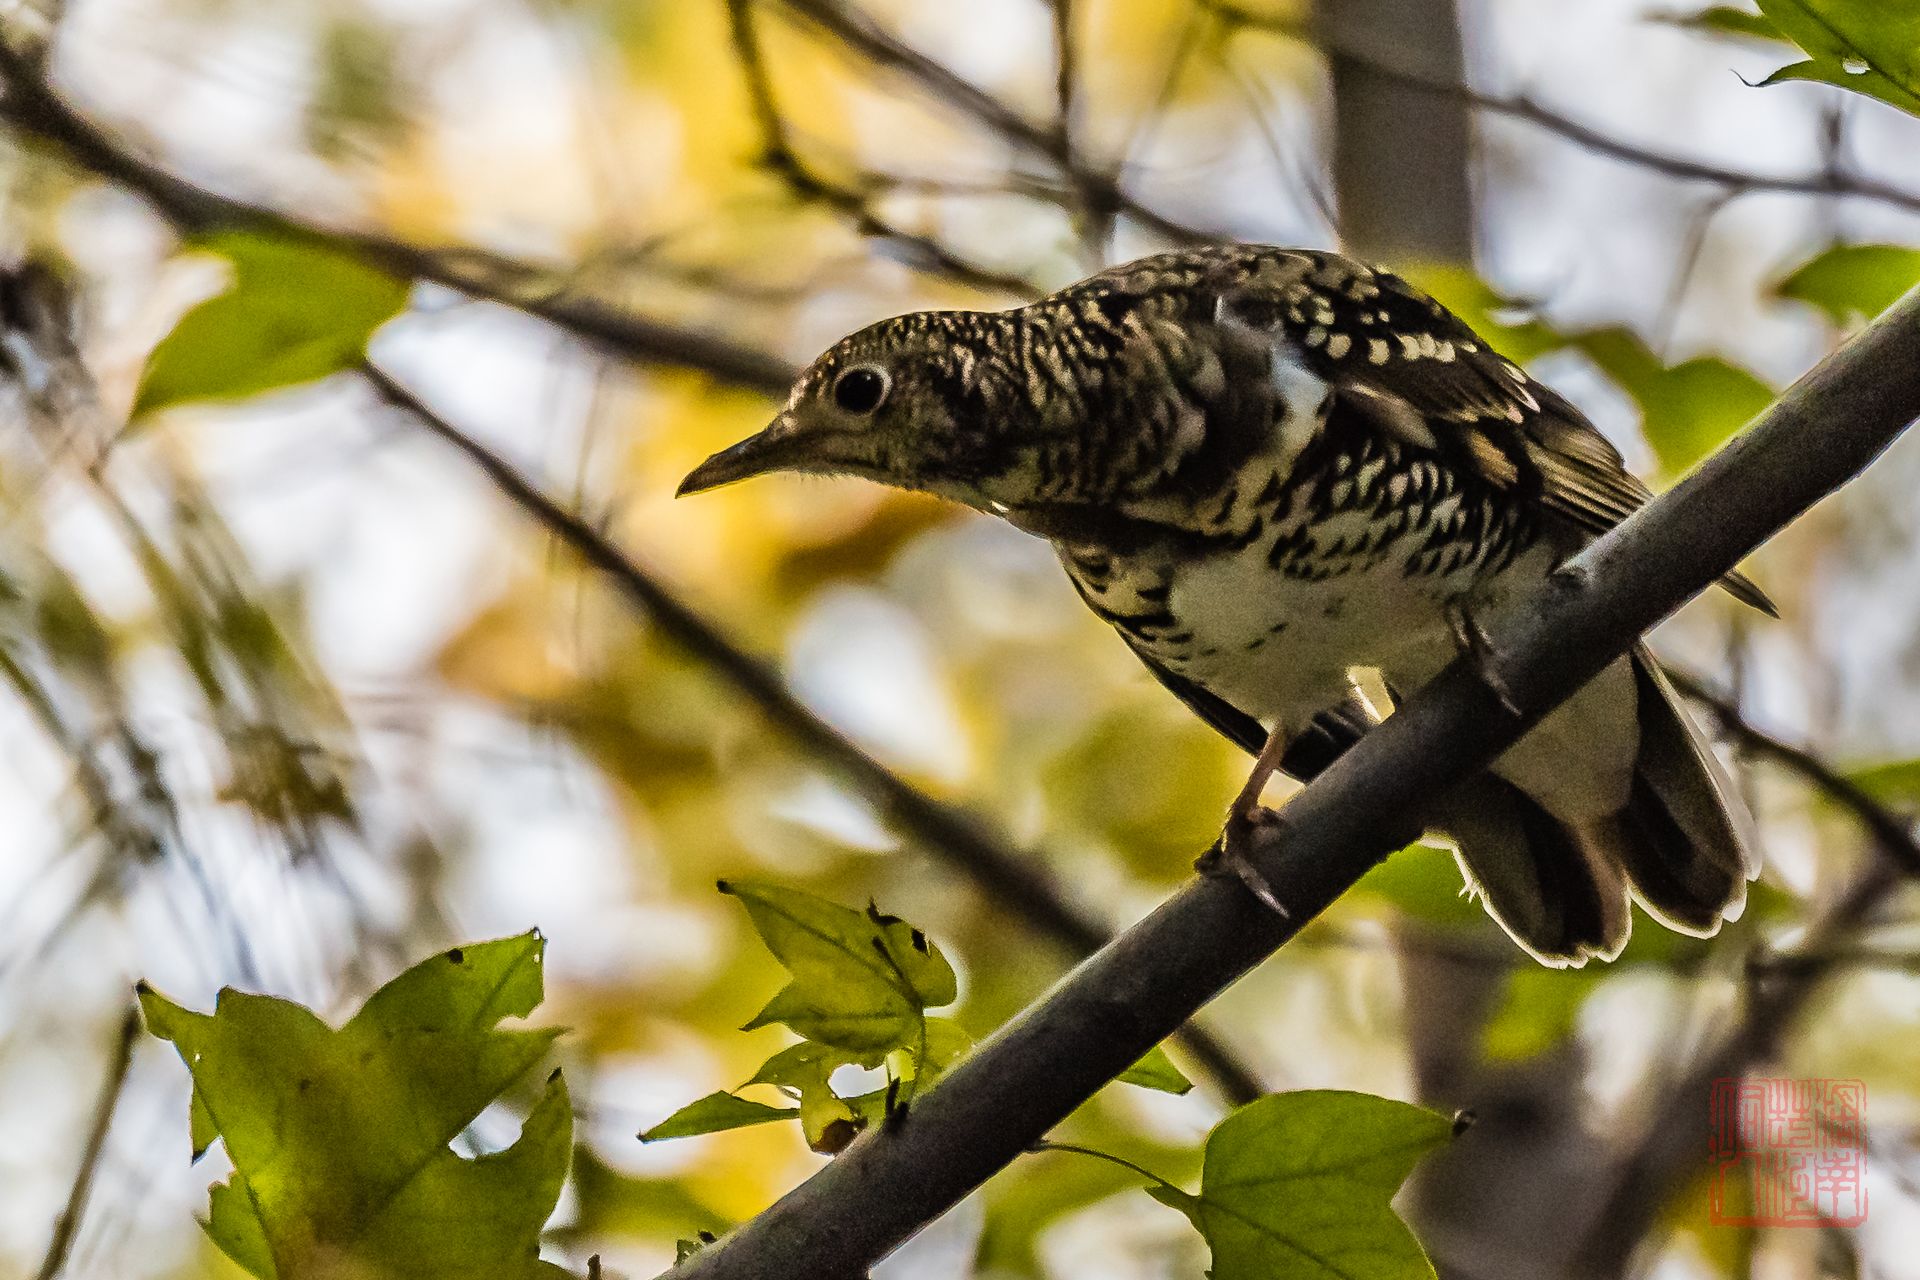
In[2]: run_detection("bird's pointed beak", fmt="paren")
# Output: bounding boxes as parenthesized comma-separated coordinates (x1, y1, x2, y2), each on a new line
(677, 412, 808, 497)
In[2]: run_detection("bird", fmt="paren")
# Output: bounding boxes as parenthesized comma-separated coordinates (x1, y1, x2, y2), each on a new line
(678, 244, 1769, 966)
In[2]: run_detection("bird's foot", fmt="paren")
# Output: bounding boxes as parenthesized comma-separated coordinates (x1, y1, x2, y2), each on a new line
(1445, 598, 1523, 717)
(1197, 805, 1292, 916)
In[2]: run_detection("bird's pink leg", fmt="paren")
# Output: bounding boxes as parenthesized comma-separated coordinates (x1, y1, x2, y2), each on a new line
(1444, 597, 1524, 716)
(1196, 725, 1293, 915)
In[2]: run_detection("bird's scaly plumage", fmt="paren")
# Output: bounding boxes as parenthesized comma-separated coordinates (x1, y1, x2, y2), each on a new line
(680, 245, 1767, 965)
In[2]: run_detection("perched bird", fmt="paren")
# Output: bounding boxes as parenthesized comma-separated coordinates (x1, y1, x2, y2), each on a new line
(679, 245, 1768, 966)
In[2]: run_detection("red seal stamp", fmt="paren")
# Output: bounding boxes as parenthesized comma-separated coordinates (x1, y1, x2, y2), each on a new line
(1708, 1077, 1866, 1227)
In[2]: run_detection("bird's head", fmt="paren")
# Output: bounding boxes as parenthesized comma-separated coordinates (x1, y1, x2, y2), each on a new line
(678, 311, 1029, 508)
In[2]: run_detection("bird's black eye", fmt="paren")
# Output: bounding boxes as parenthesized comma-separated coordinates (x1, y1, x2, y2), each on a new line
(833, 366, 889, 415)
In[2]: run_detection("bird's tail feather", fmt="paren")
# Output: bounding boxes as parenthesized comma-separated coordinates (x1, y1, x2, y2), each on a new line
(1603, 645, 1755, 932)
(1438, 644, 1753, 965)
(1434, 776, 1630, 967)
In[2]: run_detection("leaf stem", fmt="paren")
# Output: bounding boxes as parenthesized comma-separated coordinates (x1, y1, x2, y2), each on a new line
(1029, 1139, 1183, 1195)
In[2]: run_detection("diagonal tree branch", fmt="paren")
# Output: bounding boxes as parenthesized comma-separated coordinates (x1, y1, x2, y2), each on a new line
(663, 287, 1920, 1279)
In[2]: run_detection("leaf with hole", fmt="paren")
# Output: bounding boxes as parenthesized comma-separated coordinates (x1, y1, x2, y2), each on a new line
(140, 932, 569, 1280)
(722, 880, 957, 1055)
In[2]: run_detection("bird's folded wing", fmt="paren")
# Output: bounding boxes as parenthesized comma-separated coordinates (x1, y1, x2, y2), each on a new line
(1218, 261, 1775, 616)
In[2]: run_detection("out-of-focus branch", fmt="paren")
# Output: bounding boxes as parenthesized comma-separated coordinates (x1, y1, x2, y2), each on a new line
(35, 1005, 139, 1280)
(1571, 858, 1900, 1279)
(771, 0, 1212, 244)
(0, 40, 797, 395)
(724, 0, 1042, 297)
(1669, 666, 1920, 875)
(359, 361, 1268, 1107)
(1564, 670, 1920, 1275)
(662, 276, 1920, 1279)
(1203, 0, 1920, 221)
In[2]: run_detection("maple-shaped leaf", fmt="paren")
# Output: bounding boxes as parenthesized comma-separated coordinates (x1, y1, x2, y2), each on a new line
(720, 880, 957, 1055)
(1147, 1090, 1455, 1280)
(140, 931, 571, 1280)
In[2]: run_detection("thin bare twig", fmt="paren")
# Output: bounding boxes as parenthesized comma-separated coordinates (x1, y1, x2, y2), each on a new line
(1670, 666, 1920, 876)
(772, 0, 1214, 245)
(724, 0, 1042, 297)
(36, 1005, 140, 1280)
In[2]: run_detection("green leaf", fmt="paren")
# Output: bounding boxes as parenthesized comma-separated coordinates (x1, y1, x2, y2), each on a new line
(1572, 328, 1774, 475)
(912, 1016, 975, 1078)
(1117, 1044, 1194, 1095)
(1350, 843, 1485, 930)
(1659, 5, 1791, 43)
(188, 1086, 219, 1162)
(1842, 756, 1920, 805)
(740, 1017, 974, 1151)
(1148, 1091, 1455, 1280)
(1481, 967, 1601, 1060)
(134, 230, 409, 417)
(1754, 0, 1920, 115)
(205, 1179, 275, 1280)
(638, 1092, 800, 1143)
(746, 1042, 863, 1149)
(1398, 267, 1566, 364)
(722, 880, 957, 1055)
(1777, 244, 1920, 325)
(139, 932, 569, 1280)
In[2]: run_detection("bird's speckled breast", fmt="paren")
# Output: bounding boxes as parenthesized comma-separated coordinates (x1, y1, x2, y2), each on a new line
(1060, 430, 1548, 730)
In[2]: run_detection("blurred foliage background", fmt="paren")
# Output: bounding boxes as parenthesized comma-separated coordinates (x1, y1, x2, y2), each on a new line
(0, 0, 1918, 1277)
